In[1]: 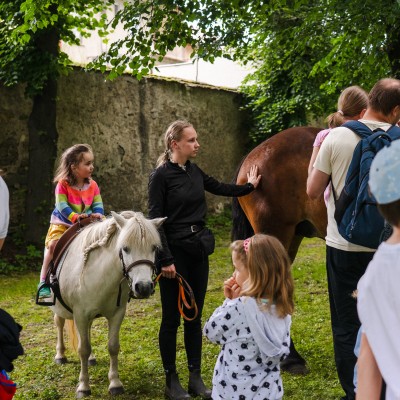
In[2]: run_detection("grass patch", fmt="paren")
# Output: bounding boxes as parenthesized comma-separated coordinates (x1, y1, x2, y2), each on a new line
(0, 210, 343, 399)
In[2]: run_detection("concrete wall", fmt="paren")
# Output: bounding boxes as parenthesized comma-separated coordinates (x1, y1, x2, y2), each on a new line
(0, 69, 251, 231)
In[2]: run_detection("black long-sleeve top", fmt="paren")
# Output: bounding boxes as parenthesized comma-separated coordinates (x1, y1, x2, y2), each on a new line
(148, 160, 254, 267)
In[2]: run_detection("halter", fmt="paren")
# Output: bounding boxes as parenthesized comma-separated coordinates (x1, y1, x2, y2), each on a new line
(117, 249, 157, 305)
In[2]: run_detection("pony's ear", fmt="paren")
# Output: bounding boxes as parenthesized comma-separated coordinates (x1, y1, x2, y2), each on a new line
(111, 211, 126, 228)
(152, 217, 167, 229)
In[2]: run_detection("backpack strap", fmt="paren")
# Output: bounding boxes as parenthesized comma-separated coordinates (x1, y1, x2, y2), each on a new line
(343, 120, 400, 141)
(342, 120, 373, 139)
(385, 124, 400, 140)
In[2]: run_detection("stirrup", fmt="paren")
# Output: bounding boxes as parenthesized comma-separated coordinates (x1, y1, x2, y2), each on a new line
(36, 283, 56, 307)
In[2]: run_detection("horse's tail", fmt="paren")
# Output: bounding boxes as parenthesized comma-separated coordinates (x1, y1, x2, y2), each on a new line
(232, 197, 254, 240)
(231, 156, 255, 240)
(65, 319, 78, 353)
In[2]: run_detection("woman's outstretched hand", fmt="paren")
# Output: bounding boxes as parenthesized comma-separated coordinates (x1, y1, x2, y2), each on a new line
(247, 165, 261, 188)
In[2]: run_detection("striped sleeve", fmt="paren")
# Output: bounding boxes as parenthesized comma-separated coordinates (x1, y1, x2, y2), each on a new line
(90, 180, 104, 215)
(55, 181, 79, 223)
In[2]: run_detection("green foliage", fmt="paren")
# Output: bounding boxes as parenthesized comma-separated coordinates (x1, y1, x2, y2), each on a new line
(2, 0, 400, 138)
(0, 0, 115, 95)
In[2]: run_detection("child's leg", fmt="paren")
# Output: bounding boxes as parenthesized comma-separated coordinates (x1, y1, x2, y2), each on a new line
(39, 240, 58, 282)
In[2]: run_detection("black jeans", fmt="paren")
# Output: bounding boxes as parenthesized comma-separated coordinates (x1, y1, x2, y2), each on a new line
(326, 246, 374, 400)
(158, 245, 209, 373)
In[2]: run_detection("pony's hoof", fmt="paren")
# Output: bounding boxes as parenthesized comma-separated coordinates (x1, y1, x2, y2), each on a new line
(76, 390, 91, 398)
(55, 357, 68, 365)
(88, 358, 97, 366)
(109, 386, 125, 396)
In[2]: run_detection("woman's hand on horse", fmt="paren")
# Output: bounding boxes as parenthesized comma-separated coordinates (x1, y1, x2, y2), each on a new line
(161, 264, 176, 279)
(247, 165, 261, 188)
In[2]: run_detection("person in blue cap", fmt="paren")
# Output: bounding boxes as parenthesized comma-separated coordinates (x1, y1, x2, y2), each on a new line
(357, 138, 400, 400)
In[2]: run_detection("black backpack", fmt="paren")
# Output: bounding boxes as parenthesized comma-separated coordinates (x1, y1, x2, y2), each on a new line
(334, 120, 400, 249)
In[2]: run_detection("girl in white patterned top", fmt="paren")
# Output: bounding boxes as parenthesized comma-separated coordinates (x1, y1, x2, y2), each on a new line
(204, 234, 294, 400)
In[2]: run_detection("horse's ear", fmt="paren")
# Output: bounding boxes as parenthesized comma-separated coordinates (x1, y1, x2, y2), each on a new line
(152, 217, 167, 229)
(111, 211, 126, 228)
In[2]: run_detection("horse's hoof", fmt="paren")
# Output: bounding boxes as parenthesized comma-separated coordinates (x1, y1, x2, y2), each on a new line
(88, 358, 97, 366)
(109, 386, 125, 396)
(55, 357, 68, 365)
(76, 390, 91, 398)
(281, 361, 309, 375)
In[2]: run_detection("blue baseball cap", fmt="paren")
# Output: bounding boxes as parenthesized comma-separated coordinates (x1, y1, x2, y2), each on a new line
(369, 139, 400, 204)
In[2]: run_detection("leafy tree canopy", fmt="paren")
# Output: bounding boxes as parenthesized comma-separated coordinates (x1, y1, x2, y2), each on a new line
(0, 0, 113, 95)
(98, 0, 400, 141)
(1, 0, 400, 139)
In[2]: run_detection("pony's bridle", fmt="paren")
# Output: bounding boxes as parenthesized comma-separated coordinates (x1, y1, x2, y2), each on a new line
(117, 249, 157, 304)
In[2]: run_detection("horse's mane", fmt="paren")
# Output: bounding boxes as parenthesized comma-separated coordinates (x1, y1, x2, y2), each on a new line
(80, 211, 161, 266)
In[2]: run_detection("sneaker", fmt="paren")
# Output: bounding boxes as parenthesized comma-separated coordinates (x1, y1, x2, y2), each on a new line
(38, 283, 51, 298)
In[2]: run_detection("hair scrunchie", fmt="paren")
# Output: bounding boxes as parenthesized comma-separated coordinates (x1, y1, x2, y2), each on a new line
(243, 237, 251, 253)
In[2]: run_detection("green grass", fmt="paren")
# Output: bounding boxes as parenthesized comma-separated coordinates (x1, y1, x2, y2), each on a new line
(0, 213, 343, 399)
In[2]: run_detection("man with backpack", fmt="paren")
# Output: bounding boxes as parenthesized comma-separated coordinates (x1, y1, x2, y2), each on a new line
(307, 78, 400, 400)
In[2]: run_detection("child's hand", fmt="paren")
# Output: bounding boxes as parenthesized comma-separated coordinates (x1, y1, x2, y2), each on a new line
(91, 213, 103, 220)
(79, 213, 88, 219)
(223, 276, 237, 299)
(230, 282, 242, 299)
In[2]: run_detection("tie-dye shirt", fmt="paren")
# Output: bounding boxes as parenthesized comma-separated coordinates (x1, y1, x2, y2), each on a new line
(50, 179, 104, 226)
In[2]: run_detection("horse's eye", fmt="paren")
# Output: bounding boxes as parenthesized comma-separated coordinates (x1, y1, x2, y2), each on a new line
(122, 246, 130, 253)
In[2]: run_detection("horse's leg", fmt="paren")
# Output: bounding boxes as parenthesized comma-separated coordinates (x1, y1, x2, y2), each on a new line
(88, 321, 96, 366)
(107, 310, 125, 395)
(54, 314, 68, 364)
(74, 316, 92, 398)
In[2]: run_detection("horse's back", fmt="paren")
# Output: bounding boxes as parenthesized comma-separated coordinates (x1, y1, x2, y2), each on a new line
(237, 126, 326, 244)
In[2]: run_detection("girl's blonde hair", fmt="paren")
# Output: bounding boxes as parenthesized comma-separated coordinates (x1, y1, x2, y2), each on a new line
(238, 234, 294, 318)
(156, 120, 193, 167)
(230, 239, 247, 264)
(53, 144, 93, 186)
(326, 86, 368, 128)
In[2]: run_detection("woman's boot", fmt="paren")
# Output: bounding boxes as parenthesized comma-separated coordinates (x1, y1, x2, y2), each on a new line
(188, 370, 212, 399)
(165, 371, 191, 400)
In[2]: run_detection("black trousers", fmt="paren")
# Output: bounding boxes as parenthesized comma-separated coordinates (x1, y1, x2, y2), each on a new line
(326, 246, 374, 400)
(158, 245, 209, 373)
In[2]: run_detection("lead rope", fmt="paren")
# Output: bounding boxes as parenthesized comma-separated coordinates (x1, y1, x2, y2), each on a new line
(154, 272, 198, 321)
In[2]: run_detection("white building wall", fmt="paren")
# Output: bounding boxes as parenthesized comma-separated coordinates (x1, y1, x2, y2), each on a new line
(60, 1, 252, 89)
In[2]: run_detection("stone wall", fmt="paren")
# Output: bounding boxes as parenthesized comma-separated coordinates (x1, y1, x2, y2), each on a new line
(0, 69, 251, 231)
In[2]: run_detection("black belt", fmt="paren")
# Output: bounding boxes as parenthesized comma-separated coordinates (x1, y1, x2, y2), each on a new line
(166, 224, 204, 235)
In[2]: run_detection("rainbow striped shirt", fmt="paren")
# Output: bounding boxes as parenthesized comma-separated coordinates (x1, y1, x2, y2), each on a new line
(50, 179, 104, 226)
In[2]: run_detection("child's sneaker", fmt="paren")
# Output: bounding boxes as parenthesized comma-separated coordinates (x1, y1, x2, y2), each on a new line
(38, 283, 51, 298)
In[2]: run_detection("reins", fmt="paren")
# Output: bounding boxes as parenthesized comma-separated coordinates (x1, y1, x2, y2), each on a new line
(117, 251, 198, 321)
(154, 273, 198, 321)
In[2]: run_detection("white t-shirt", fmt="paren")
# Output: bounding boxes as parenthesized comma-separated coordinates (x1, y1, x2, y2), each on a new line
(0, 176, 9, 239)
(358, 242, 400, 399)
(314, 119, 392, 251)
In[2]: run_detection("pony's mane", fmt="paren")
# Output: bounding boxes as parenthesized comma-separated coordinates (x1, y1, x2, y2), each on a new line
(81, 211, 161, 265)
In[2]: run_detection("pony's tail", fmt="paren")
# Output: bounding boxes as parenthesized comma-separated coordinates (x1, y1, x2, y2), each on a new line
(231, 156, 255, 241)
(231, 197, 254, 240)
(65, 320, 78, 353)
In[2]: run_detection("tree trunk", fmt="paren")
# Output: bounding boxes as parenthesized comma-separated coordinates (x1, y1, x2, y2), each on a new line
(25, 30, 59, 245)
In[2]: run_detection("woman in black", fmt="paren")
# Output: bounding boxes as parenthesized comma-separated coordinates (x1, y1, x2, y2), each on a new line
(148, 120, 261, 400)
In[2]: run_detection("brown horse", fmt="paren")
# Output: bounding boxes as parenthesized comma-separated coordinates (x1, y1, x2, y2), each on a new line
(232, 126, 327, 373)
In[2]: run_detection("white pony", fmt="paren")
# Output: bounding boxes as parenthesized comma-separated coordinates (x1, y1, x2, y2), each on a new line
(50, 211, 164, 398)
